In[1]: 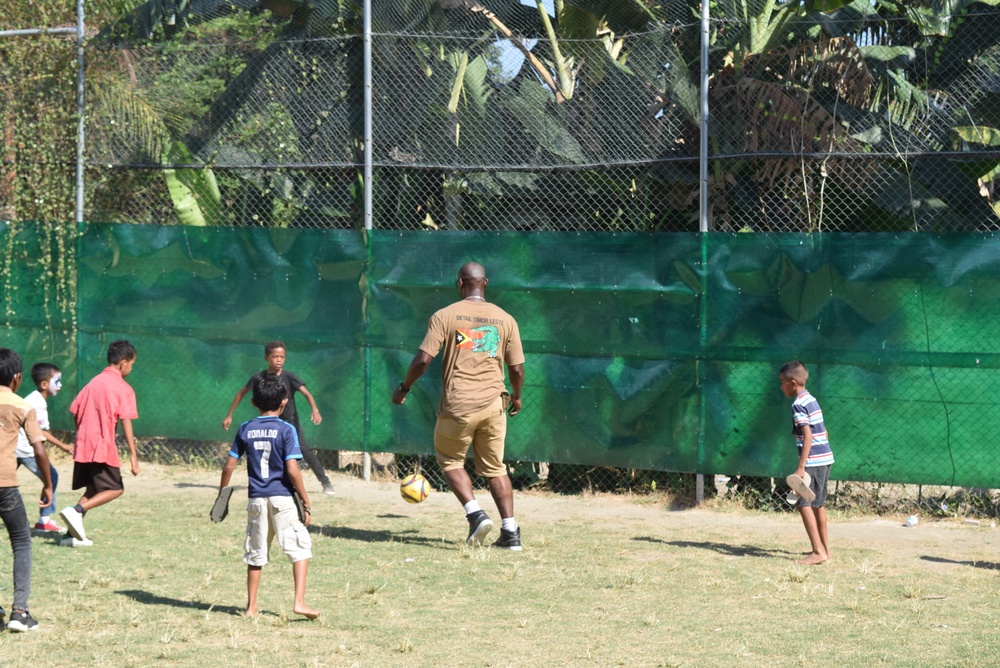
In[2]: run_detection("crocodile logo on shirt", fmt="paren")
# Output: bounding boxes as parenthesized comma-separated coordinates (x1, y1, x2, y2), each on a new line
(455, 325, 500, 358)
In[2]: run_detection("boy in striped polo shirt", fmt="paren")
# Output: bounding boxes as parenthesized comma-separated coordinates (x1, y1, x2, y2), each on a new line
(780, 360, 833, 565)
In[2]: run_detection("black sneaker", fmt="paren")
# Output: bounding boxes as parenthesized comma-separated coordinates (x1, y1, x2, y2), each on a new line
(465, 510, 494, 546)
(7, 610, 38, 632)
(491, 527, 522, 551)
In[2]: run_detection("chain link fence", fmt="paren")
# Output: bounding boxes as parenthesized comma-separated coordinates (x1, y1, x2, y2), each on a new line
(6, 2, 1000, 514)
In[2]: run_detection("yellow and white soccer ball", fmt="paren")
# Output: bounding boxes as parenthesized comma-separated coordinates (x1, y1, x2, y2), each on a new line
(399, 473, 431, 504)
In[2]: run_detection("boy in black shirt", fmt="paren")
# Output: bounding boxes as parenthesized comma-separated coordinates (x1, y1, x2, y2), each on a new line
(222, 341, 335, 495)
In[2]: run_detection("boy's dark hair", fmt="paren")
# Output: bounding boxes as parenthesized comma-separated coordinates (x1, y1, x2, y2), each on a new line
(31, 362, 60, 388)
(252, 372, 287, 412)
(264, 340, 286, 355)
(779, 360, 809, 384)
(108, 340, 137, 365)
(0, 348, 22, 386)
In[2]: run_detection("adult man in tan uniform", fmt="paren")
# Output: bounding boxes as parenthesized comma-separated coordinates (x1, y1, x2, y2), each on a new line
(392, 262, 525, 550)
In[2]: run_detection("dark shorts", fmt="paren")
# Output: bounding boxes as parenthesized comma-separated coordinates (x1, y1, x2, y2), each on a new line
(72, 462, 124, 494)
(797, 464, 831, 508)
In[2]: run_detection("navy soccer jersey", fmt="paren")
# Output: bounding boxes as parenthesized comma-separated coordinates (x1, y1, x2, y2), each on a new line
(229, 415, 303, 498)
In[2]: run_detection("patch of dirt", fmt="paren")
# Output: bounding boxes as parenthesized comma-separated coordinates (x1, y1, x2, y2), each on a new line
(29, 459, 1000, 570)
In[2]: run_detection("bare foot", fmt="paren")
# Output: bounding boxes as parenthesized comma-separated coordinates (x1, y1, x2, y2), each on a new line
(796, 553, 828, 565)
(243, 608, 260, 618)
(294, 605, 320, 620)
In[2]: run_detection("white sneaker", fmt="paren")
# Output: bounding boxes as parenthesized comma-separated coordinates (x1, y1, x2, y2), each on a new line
(59, 536, 93, 547)
(59, 507, 87, 541)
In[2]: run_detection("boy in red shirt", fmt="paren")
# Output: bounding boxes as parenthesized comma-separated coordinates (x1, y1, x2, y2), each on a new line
(60, 340, 140, 547)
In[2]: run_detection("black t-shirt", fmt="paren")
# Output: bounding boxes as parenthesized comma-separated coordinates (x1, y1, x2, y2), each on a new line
(244, 370, 305, 426)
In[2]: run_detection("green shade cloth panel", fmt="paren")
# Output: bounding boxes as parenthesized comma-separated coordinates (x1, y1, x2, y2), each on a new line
(3, 222, 998, 487)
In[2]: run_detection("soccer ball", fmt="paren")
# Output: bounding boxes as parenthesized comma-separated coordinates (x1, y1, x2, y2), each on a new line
(400, 474, 431, 504)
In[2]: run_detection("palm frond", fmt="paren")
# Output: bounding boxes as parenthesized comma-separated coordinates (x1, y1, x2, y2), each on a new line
(787, 36, 874, 109)
(88, 65, 171, 162)
(725, 77, 870, 199)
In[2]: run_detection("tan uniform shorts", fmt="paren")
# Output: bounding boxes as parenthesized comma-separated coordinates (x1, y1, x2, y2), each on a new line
(243, 495, 312, 567)
(434, 394, 507, 477)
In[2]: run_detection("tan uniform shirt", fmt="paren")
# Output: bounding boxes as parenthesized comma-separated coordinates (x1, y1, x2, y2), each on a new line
(0, 387, 44, 487)
(419, 299, 524, 418)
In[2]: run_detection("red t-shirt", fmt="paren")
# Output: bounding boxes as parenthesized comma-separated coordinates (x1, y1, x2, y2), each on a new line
(70, 366, 138, 467)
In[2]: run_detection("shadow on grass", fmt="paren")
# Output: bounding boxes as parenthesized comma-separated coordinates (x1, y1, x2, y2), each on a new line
(920, 555, 1000, 570)
(117, 590, 245, 616)
(311, 524, 453, 549)
(632, 536, 797, 558)
(175, 483, 240, 490)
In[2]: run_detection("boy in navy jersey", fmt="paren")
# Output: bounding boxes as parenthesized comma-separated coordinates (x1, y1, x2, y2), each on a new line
(222, 341, 334, 495)
(780, 360, 834, 565)
(218, 372, 318, 619)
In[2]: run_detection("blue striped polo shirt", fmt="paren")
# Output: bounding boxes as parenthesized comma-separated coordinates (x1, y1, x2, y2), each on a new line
(791, 391, 834, 467)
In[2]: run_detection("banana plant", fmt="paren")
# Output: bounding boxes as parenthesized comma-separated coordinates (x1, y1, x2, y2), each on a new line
(162, 139, 222, 225)
(90, 0, 357, 226)
(643, 0, 1000, 231)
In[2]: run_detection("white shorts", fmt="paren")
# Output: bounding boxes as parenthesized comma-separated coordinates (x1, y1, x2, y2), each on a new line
(243, 496, 312, 567)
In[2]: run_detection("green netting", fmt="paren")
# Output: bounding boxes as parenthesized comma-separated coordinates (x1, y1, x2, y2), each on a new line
(4, 222, 1000, 487)
(366, 230, 1000, 488)
(0, 221, 75, 426)
(365, 231, 704, 471)
(75, 224, 367, 445)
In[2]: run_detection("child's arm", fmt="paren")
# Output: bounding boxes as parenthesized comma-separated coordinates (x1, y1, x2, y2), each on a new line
(222, 387, 250, 430)
(298, 385, 323, 425)
(121, 418, 140, 476)
(219, 455, 238, 490)
(42, 429, 74, 455)
(795, 424, 813, 479)
(285, 459, 312, 526)
(30, 438, 54, 508)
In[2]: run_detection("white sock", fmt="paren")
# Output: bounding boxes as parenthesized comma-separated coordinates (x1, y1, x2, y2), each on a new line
(39, 515, 52, 524)
(502, 517, 518, 532)
(463, 500, 482, 515)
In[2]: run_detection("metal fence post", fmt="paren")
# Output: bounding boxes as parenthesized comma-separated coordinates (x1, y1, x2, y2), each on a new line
(362, 0, 373, 482)
(75, 0, 85, 225)
(695, 0, 711, 506)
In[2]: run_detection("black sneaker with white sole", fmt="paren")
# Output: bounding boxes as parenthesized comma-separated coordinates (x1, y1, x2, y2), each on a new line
(491, 527, 522, 551)
(7, 610, 38, 632)
(465, 510, 494, 545)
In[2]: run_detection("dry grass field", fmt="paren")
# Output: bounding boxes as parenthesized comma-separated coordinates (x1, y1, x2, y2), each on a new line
(3, 459, 1000, 667)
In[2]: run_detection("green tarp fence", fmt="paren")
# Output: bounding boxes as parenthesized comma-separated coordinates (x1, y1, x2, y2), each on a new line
(3, 221, 998, 487)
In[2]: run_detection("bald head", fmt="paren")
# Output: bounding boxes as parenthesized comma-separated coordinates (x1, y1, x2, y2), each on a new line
(458, 262, 486, 282)
(456, 262, 488, 298)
